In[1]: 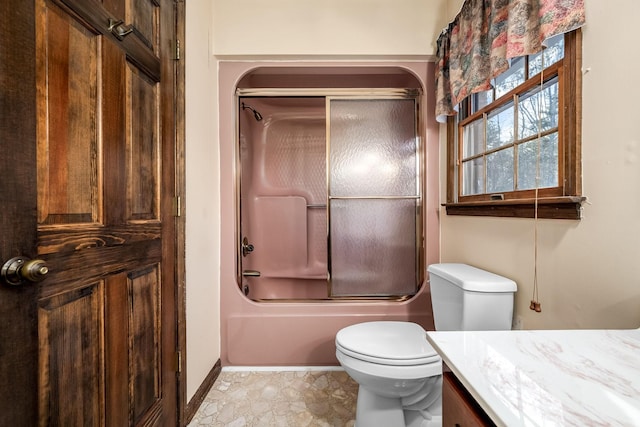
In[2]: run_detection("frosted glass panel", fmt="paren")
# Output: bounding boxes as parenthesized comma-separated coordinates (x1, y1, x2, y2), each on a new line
(330, 199, 417, 297)
(330, 99, 417, 197)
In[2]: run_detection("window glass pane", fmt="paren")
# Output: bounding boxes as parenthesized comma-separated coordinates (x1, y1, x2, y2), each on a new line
(462, 157, 484, 195)
(462, 118, 484, 158)
(487, 102, 514, 150)
(528, 34, 564, 76)
(518, 77, 559, 140)
(487, 148, 514, 193)
(494, 56, 525, 98)
(471, 90, 494, 113)
(329, 99, 416, 197)
(517, 133, 559, 190)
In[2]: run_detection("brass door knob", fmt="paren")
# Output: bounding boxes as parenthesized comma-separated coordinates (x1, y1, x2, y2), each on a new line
(1, 256, 49, 286)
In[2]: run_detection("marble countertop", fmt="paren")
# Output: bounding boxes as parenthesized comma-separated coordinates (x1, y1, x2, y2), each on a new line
(426, 329, 640, 426)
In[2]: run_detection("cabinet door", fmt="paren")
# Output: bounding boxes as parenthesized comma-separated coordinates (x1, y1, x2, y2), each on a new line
(443, 372, 495, 427)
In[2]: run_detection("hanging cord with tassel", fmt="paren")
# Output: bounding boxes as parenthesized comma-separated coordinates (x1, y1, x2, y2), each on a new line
(530, 49, 544, 313)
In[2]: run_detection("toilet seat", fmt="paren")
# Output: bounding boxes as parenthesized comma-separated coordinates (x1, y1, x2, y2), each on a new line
(335, 321, 440, 366)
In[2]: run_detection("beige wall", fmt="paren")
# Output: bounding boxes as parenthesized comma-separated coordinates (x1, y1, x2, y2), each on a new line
(212, 0, 450, 56)
(439, 0, 640, 330)
(185, 0, 220, 401)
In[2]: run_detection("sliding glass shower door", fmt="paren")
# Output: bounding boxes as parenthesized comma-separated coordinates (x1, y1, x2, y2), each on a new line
(328, 98, 420, 297)
(237, 92, 421, 300)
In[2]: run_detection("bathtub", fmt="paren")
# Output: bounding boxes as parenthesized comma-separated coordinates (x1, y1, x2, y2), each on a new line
(218, 60, 441, 366)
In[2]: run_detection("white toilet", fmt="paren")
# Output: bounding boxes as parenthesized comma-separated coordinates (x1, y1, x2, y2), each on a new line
(335, 263, 517, 427)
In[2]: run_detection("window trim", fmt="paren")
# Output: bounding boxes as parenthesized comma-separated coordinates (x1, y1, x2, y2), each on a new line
(445, 30, 583, 220)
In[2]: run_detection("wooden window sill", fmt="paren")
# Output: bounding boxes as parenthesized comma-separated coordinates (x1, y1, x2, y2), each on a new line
(443, 196, 586, 220)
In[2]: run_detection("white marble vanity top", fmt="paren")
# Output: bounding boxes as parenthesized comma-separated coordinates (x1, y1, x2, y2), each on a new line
(426, 329, 640, 426)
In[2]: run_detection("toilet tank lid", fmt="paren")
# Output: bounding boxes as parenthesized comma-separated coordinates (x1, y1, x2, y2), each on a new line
(427, 263, 517, 292)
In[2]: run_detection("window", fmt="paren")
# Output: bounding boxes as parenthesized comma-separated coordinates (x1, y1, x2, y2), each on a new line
(445, 30, 584, 219)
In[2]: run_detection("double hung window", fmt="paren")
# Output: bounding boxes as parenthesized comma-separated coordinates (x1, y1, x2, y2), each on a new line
(446, 30, 584, 219)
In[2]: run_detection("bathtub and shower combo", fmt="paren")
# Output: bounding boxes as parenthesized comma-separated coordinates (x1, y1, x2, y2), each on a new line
(218, 63, 440, 366)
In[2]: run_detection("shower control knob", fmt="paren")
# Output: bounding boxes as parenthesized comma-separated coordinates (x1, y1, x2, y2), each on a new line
(242, 237, 255, 257)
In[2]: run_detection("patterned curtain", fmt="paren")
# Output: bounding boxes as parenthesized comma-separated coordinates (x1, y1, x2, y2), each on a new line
(435, 0, 586, 122)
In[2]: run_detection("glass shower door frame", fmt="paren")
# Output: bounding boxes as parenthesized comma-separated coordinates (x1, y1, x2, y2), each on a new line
(235, 88, 424, 301)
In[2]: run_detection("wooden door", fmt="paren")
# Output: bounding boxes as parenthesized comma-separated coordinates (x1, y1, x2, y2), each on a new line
(0, 0, 179, 425)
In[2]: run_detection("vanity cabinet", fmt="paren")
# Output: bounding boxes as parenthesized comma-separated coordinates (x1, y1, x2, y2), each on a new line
(442, 372, 496, 427)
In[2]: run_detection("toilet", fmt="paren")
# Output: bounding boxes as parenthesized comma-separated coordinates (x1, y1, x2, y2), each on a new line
(335, 263, 517, 427)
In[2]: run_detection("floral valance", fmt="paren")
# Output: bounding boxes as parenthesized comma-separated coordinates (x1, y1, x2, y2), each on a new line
(435, 0, 586, 123)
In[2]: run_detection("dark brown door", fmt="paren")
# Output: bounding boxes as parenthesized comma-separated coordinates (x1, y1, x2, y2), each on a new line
(0, 0, 178, 425)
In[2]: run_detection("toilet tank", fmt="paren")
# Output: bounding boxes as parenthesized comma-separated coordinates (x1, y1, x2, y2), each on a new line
(427, 263, 517, 331)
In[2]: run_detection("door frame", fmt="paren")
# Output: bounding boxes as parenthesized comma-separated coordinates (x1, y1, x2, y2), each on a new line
(174, 0, 188, 425)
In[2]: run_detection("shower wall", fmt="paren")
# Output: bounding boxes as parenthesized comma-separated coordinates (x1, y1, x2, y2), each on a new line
(240, 98, 328, 299)
(219, 61, 440, 366)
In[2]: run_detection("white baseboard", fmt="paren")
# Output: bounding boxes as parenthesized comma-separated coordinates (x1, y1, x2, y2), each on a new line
(221, 366, 344, 372)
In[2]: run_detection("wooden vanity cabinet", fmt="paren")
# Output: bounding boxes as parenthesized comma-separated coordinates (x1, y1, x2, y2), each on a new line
(443, 371, 496, 426)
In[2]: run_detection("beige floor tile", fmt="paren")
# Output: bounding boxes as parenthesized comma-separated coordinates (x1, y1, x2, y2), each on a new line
(189, 370, 358, 427)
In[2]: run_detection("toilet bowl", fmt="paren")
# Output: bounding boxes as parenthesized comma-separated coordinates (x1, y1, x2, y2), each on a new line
(335, 321, 442, 427)
(336, 263, 517, 427)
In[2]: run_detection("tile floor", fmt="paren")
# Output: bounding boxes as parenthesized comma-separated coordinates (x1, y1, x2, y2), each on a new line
(188, 369, 359, 427)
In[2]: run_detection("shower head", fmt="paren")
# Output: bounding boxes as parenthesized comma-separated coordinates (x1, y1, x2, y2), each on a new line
(241, 102, 263, 121)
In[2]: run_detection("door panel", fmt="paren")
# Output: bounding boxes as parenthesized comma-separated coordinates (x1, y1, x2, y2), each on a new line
(130, 265, 162, 423)
(36, 0, 100, 226)
(128, 0, 160, 53)
(105, 266, 164, 426)
(0, 0, 178, 424)
(105, 274, 130, 427)
(128, 64, 160, 220)
(38, 282, 104, 426)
